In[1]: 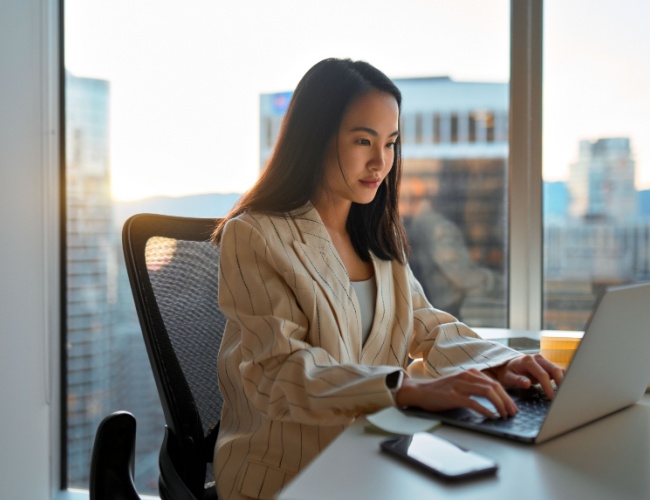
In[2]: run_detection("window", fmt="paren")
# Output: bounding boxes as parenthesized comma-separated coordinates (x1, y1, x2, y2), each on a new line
(414, 113, 424, 144)
(469, 112, 478, 143)
(433, 113, 442, 144)
(18, 0, 645, 497)
(542, 0, 650, 330)
(62, 0, 514, 494)
(485, 111, 496, 142)
(450, 112, 460, 143)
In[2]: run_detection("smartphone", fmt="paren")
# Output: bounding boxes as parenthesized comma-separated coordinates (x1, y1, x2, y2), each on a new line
(380, 432, 498, 481)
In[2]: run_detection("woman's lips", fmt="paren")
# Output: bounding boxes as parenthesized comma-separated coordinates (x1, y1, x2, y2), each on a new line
(359, 178, 381, 188)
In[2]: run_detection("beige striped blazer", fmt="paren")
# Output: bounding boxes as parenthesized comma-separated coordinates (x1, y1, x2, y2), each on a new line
(214, 203, 518, 499)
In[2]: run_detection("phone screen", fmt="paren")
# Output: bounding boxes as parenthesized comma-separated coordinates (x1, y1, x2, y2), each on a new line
(381, 432, 498, 480)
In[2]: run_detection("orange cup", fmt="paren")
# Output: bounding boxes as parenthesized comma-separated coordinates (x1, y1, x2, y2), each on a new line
(540, 332, 583, 369)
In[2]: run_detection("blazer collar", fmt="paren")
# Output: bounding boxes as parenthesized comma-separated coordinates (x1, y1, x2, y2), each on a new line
(289, 202, 331, 250)
(290, 202, 349, 288)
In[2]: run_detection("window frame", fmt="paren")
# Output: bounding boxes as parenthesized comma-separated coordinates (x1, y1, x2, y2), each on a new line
(509, 0, 543, 329)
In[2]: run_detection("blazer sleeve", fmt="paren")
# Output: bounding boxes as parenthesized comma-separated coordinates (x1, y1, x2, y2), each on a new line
(405, 266, 521, 378)
(218, 217, 400, 426)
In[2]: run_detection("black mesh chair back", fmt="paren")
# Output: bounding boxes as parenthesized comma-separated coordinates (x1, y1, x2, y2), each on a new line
(122, 214, 225, 499)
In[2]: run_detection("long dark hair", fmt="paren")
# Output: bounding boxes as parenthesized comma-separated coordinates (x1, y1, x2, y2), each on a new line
(213, 57, 409, 263)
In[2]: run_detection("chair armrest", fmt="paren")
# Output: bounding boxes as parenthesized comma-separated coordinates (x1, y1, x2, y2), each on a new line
(90, 411, 141, 500)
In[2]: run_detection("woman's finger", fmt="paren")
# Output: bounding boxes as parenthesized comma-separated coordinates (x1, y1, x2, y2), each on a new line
(517, 355, 556, 399)
(457, 374, 517, 418)
(536, 355, 566, 385)
(465, 396, 501, 419)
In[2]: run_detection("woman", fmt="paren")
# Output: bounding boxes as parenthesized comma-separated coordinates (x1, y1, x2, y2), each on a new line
(212, 58, 563, 499)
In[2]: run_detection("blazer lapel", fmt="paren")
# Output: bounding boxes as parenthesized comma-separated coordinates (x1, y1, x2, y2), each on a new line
(290, 205, 362, 358)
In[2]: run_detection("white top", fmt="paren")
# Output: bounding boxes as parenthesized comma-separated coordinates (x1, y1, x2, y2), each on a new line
(351, 276, 377, 345)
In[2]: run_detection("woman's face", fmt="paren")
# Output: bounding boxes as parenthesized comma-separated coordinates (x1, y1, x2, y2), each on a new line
(320, 90, 399, 208)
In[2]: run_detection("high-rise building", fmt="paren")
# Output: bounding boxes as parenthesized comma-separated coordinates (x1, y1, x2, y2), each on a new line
(65, 73, 115, 487)
(568, 138, 638, 222)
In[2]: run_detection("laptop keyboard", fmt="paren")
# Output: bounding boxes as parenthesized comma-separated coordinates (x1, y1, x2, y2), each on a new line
(462, 387, 552, 433)
(403, 386, 556, 436)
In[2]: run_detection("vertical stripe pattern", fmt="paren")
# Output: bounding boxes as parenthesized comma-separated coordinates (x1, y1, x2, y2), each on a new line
(214, 204, 518, 499)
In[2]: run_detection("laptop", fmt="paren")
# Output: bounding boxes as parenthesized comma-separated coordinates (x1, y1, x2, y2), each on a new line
(404, 282, 650, 444)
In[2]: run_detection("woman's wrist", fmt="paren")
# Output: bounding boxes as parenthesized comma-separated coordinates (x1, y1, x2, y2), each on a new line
(394, 376, 417, 408)
(483, 358, 514, 381)
(386, 371, 404, 404)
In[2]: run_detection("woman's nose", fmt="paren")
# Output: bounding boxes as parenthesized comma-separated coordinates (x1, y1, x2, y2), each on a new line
(370, 147, 385, 170)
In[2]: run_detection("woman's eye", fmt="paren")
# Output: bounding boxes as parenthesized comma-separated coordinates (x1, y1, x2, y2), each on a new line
(386, 142, 396, 149)
(357, 138, 371, 146)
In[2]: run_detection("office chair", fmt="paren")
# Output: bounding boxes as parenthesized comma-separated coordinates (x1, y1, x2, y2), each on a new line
(121, 213, 226, 500)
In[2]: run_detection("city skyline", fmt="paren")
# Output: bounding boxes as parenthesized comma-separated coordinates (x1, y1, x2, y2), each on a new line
(64, 0, 650, 200)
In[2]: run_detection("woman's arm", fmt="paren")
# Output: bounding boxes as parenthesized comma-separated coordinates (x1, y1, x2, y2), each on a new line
(402, 267, 564, 414)
(405, 265, 519, 377)
(396, 368, 518, 418)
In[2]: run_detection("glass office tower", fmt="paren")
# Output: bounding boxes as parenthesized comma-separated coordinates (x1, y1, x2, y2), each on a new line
(65, 72, 115, 486)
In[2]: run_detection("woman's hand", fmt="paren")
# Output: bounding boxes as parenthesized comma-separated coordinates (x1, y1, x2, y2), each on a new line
(395, 368, 519, 419)
(485, 354, 566, 400)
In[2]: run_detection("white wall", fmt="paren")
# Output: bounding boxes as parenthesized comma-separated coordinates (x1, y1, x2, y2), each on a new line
(0, 0, 59, 497)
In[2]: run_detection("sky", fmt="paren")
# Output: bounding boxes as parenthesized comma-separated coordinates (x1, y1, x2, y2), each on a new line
(65, 0, 650, 201)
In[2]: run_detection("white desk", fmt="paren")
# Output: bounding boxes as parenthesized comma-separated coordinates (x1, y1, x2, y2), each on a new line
(279, 396, 650, 500)
(279, 330, 650, 500)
